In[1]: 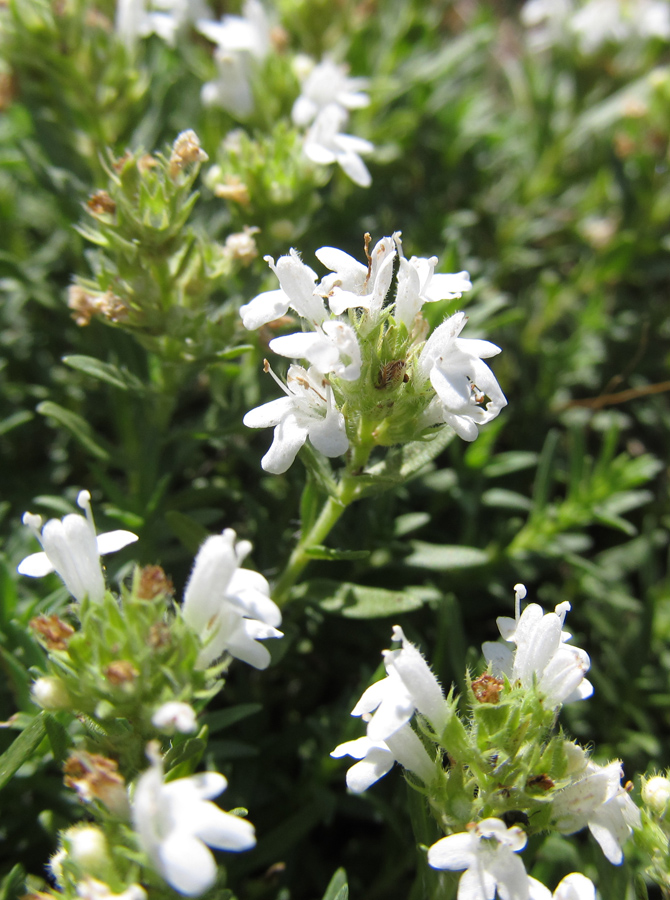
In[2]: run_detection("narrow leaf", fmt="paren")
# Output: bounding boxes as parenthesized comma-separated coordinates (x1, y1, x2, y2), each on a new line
(37, 401, 110, 461)
(0, 713, 47, 791)
(321, 869, 348, 900)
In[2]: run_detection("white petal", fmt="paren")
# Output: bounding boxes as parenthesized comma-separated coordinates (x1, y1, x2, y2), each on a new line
(389, 639, 447, 734)
(182, 533, 237, 632)
(194, 804, 256, 851)
(158, 832, 217, 896)
(308, 406, 348, 458)
(424, 271, 472, 301)
(554, 873, 596, 900)
(426, 833, 475, 871)
(527, 877, 553, 900)
(336, 151, 371, 188)
(261, 414, 309, 474)
(345, 749, 395, 793)
(227, 569, 280, 626)
(385, 724, 435, 783)
(331, 736, 382, 760)
(17, 551, 55, 577)
(482, 641, 514, 678)
(240, 290, 289, 330)
(243, 397, 293, 429)
(96, 530, 139, 555)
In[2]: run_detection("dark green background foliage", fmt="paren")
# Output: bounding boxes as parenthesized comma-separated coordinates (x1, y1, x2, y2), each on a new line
(0, 0, 669, 897)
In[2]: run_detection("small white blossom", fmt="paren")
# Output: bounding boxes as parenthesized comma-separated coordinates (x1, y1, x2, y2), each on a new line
(528, 872, 596, 900)
(331, 723, 435, 793)
(116, 0, 212, 49)
(240, 250, 327, 330)
(152, 701, 198, 734)
(292, 57, 369, 127)
(427, 818, 530, 900)
(418, 311, 507, 441)
(552, 750, 641, 864)
(198, 0, 270, 116)
(351, 625, 448, 742)
(18, 491, 138, 604)
(303, 104, 374, 188)
(132, 750, 255, 896)
(77, 877, 147, 900)
(269, 320, 362, 381)
(243, 364, 348, 473)
(483, 584, 593, 708)
(182, 529, 282, 670)
(317, 233, 397, 321)
(394, 243, 472, 330)
(32, 676, 71, 710)
(642, 774, 670, 815)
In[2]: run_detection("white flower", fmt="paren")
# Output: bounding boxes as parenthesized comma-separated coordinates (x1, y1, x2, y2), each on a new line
(642, 774, 670, 815)
(182, 529, 282, 670)
(552, 750, 641, 864)
(482, 584, 593, 708)
(116, 0, 212, 49)
(330, 722, 435, 793)
(152, 701, 198, 734)
(243, 364, 348, 473)
(77, 877, 147, 900)
(292, 57, 369, 127)
(418, 311, 507, 441)
(32, 676, 71, 710)
(316, 233, 397, 320)
(198, 0, 270, 116)
(394, 245, 471, 330)
(528, 872, 596, 900)
(269, 320, 362, 381)
(240, 250, 327, 330)
(303, 104, 374, 188)
(132, 751, 255, 896)
(352, 625, 448, 742)
(18, 491, 138, 604)
(427, 818, 530, 900)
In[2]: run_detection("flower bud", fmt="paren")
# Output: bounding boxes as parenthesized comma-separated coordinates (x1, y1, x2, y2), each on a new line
(63, 825, 111, 878)
(32, 676, 71, 710)
(642, 775, 670, 816)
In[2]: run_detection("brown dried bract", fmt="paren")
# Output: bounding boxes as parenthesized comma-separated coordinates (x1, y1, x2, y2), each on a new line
(137, 565, 174, 601)
(471, 673, 504, 704)
(526, 773, 555, 791)
(30, 614, 75, 651)
(148, 622, 171, 650)
(87, 190, 116, 216)
(64, 751, 128, 816)
(104, 660, 139, 685)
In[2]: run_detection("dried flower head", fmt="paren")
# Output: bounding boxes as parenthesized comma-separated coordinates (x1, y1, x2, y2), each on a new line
(104, 660, 139, 685)
(137, 565, 174, 600)
(30, 614, 75, 651)
(224, 227, 260, 265)
(213, 177, 251, 206)
(471, 673, 504, 704)
(87, 190, 116, 217)
(64, 751, 129, 817)
(169, 130, 208, 179)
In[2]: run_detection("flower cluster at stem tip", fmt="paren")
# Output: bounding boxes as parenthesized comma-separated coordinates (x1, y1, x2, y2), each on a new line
(331, 585, 640, 899)
(243, 231, 507, 472)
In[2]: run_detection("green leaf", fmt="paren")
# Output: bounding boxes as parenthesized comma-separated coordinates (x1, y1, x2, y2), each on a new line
(484, 452, 538, 478)
(216, 344, 254, 359)
(164, 737, 207, 781)
(299, 443, 339, 499)
(45, 715, 71, 764)
(202, 703, 262, 734)
(0, 410, 33, 436)
(404, 542, 489, 571)
(481, 489, 532, 511)
(321, 868, 348, 900)
(0, 865, 25, 900)
(304, 545, 370, 561)
(0, 713, 47, 791)
(296, 579, 439, 618)
(63, 355, 142, 391)
(165, 510, 210, 554)
(359, 427, 455, 496)
(36, 401, 111, 461)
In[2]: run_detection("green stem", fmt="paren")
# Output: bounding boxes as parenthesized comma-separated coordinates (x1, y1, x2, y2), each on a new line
(273, 433, 375, 607)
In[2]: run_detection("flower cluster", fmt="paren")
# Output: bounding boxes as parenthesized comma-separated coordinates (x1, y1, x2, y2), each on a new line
(330, 587, 641, 899)
(243, 232, 506, 473)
